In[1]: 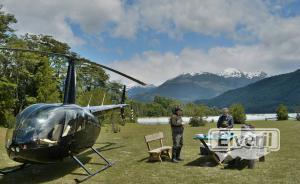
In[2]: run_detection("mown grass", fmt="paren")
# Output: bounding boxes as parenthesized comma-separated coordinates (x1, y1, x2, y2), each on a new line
(0, 121, 300, 184)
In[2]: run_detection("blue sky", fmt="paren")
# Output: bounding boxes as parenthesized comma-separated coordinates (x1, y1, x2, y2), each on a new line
(70, 0, 300, 62)
(72, 27, 236, 64)
(1, 0, 300, 85)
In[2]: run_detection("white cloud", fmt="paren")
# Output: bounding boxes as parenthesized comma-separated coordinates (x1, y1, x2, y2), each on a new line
(0, 0, 271, 44)
(106, 0, 300, 86)
(1, 0, 300, 86)
(0, 0, 125, 45)
(108, 42, 300, 86)
(112, 6, 140, 39)
(136, 0, 269, 38)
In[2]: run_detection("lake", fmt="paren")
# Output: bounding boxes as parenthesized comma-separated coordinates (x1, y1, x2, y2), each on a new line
(137, 113, 298, 125)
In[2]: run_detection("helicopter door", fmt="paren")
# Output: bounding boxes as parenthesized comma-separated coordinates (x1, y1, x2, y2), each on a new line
(75, 112, 86, 133)
(51, 124, 64, 141)
(62, 110, 77, 137)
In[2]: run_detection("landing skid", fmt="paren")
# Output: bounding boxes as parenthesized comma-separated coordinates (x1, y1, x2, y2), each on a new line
(71, 147, 113, 183)
(0, 163, 30, 175)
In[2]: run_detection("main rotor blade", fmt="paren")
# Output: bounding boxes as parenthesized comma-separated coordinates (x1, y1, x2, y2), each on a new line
(86, 61, 147, 86)
(0, 47, 70, 58)
(0, 47, 147, 85)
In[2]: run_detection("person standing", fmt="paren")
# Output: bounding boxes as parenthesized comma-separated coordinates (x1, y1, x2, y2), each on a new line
(217, 108, 234, 147)
(217, 108, 234, 128)
(169, 107, 184, 163)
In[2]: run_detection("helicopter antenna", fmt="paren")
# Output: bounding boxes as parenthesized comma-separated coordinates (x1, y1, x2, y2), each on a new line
(101, 93, 106, 106)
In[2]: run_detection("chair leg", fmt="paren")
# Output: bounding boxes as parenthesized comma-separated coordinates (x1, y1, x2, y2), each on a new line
(158, 153, 162, 162)
(168, 150, 172, 159)
(148, 153, 152, 161)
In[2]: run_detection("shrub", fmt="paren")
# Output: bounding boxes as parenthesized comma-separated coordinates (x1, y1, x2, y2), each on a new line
(229, 104, 246, 124)
(296, 113, 300, 121)
(0, 111, 15, 128)
(276, 104, 288, 120)
(189, 116, 207, 127)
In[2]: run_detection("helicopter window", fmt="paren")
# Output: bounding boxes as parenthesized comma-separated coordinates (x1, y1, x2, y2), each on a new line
(14, 105, 66, 145)
(40, 124, 64, 145)
(15, 104, 45, 129)
(62, 109, 78, 136)
(87, 114, 98, 124)
(76, 112, 85, 132)
(52, 124, 63, 141)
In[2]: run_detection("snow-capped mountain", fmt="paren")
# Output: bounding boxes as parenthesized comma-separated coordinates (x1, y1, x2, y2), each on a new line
(219, 68, 267, 79)
(197, 69, 300, 113)
(130, 68, 267, 102)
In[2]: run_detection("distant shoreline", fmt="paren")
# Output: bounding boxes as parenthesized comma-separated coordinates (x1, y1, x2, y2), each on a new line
(137, 113, 298, 125)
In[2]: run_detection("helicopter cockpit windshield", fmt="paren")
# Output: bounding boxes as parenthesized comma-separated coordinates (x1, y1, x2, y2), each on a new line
(6, 104, 66, 148)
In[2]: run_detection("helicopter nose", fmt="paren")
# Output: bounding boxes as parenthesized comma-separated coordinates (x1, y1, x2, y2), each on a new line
(5, 127, 38, 162)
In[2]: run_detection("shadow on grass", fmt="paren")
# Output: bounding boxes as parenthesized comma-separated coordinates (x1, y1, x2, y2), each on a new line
(185, 156, 218, 167)
(222, 159, 249, 170)
(137, 157, 149, 162)
(185, 156, 250, 170)
(0, 142, 123, 184)
(137, 155, 172, 163)
(94, 142, 126, 152)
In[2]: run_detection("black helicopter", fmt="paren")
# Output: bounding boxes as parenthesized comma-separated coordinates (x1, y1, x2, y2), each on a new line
(0, 47, 146, 182)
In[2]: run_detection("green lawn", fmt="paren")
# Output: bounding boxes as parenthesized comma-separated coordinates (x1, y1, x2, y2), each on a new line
(0, 121, 300, 184)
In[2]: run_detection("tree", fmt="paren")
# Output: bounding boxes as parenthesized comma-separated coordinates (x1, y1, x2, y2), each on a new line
(296, 113, 300, 121)
(0, 6, 17, 43)
(34, 57, 60, 103)
(144, 103, 167, 117)
(229, 104, 246, 124)
(189, 116, 207, 127)
(153, 96, 180, 113)
(0, 78, 16, 127)
(276, 104, 288, 120)
(77, 59, 109, 93)
(0, 8, 117, 127)
(183, 103, 209, 117)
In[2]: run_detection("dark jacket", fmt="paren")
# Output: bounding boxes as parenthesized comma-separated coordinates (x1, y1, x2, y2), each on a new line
(217, 114, 234, 128)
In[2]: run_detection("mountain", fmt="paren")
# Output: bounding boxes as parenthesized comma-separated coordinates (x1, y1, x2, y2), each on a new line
(128, 84, 156, 98)
(131, 68, 267, 102)
(219, 68, 268, 79)
(196, 69, 300, 113)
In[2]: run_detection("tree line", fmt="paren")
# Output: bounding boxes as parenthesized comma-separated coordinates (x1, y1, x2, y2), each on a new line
(0, 7, 124, 127)
(127, 96, 222, 118)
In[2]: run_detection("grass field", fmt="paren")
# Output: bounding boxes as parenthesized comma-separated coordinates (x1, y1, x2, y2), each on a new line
(0, 121, 300, 184)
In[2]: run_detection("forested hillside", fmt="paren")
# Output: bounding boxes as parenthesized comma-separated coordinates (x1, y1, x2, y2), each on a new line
(197, 70, 300, 113)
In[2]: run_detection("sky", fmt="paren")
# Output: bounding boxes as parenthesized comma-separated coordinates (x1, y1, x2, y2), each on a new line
(1, 0, 300, 86)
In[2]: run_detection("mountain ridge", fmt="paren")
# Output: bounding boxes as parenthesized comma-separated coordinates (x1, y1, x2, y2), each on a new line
(129, 68, 267, 102)
(196, 69, 300, 113)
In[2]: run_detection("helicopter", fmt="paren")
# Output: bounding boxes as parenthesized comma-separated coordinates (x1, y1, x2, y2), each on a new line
(0, 47, 146, 182)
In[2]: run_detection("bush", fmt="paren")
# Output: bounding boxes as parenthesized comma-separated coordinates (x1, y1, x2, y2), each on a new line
(296, 113, 300, 121)
(276, 104, 288, 120)
(189, 116, 207, 127)
(0, 111, 15, 128)
(229, 104, 246, 124)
